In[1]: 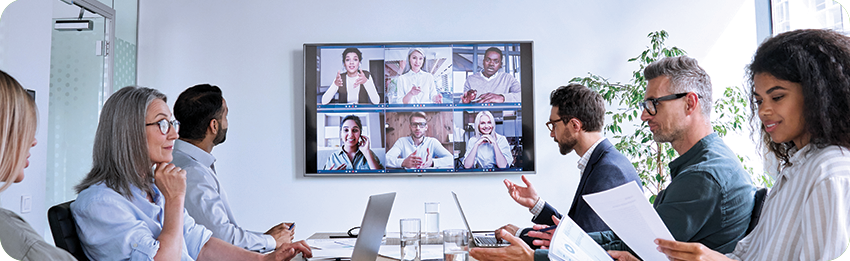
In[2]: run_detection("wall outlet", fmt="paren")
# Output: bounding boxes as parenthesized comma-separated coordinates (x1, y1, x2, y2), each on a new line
(21, 195, 31, 213)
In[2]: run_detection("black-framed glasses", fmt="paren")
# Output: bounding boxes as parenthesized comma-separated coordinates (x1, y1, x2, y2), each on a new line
(545, 118, 565, 132)
(639, 93, 689, 116)
(410, 122, 427, 128)
(145, 119, 180, 135)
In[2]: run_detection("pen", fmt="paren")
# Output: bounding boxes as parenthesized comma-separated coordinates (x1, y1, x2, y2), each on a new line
(524, 225, 557, 236)
(288, 223, 295, 231)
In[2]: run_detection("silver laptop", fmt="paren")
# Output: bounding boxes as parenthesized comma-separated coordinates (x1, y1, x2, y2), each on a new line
(350, 192, 396, 261)
(451, 191, 510, 247)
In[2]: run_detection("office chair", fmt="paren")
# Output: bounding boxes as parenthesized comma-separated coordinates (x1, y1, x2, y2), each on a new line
(746, 187, 768, 235)
(48, 200, 89, 261)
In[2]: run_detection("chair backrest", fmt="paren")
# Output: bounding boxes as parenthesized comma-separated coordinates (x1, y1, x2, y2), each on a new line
(746, 187, 769, 235)
(48, 200, 89, 261)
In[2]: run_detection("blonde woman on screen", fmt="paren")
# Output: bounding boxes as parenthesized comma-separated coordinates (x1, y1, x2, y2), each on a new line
(0, 70, 75, 260)
(321, 47, 381, 105)
(463, 111, 512, 169)
(395, 48, 442, 104)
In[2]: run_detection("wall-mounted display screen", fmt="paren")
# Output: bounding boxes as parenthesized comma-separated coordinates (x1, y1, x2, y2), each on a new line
(304, 42, 534, 175)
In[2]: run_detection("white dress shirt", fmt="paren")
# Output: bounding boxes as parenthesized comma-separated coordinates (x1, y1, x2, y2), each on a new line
(172, 139, 276, 252)
(394, 70, 439, 104)
(727, 145, 850, 260)
(385, 136, 453, 169)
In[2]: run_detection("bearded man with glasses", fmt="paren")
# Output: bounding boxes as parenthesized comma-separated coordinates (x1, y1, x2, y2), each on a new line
(599, 56, 756, 259)
(385, 111, 454, 169)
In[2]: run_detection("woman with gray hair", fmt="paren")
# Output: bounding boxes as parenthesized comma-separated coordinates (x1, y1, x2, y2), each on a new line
(71, 86, 311, 260)
(463, 110, 512, 169)
(395, 48, 443, 104)
(0, 70, 75, 260)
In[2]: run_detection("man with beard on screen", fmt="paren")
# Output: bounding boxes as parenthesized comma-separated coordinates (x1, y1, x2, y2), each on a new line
(172, 84, 294, 253)
(385, 111, 454, 169)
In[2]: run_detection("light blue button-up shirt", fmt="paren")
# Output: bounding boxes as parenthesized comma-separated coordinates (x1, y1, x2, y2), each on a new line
(71, 182, 213, 261)
(463, 134, 513, 169)
(172, 139, 277, 252)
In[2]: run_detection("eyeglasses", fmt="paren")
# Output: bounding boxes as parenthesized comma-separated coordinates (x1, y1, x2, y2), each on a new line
(638, 93, 690, 116)
(410, 122, 427, 128)
(545, 118, 565, 132)
(145, 119, 180, 135)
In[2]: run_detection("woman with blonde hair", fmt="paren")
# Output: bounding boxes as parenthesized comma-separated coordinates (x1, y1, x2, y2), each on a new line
(463, 110, 512, 169)
(0, 70, 75, 260)
(395, 48, 442, 104)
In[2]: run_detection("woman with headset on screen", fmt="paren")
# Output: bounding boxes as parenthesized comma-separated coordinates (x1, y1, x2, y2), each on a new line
(323, 115, 383, 170)
(0, 70, 76, 260)
(463, 111, 512, 169)
(394, 48, 442, 104)
(321, 47, 381, 105)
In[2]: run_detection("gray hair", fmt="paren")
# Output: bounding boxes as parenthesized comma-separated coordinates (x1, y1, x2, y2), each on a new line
(75, 86, 166, 199)
(644, 56, 712, 121)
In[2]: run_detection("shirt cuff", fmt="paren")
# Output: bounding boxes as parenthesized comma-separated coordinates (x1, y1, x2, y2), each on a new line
(263, 234, 277, 252)
(515, 228, 525, 238)
(530, 198, 546, 217)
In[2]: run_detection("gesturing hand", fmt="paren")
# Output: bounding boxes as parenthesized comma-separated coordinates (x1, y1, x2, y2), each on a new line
(461, 90, 477, 103)
(334, 70, 343, 87)
(402, 150, 423, 169)
(408, 85, 422, 96)
(353, 69, 368, 86)
(154, 163, 187, 201)
(358, 136, 371, 154)
(432, 93, 443, 104)
(527, 216, 560, 249)
(419, 148, 433, 169)
(328, 163, 347, 170)
(477, 92, 506, 103)
(504, 175, 540, 209)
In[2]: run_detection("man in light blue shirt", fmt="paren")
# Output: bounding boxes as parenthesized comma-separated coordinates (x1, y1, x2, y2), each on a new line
(172, 84, 293, 252)
(385, 111, 454, 169)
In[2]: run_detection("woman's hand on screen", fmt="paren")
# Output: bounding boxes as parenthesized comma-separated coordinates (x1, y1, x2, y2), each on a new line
(354, 70, 368, 86)
(358, 136, 371, 153)
(334, 70, 343, 87)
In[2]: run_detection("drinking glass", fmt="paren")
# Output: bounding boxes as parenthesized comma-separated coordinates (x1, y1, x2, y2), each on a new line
(442, 229, 469, 261)
(400, 218, 421, 261)
(424, 202, 440, 243)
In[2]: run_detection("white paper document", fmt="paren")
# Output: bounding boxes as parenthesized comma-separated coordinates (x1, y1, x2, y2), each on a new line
(305, 238, 356, 259)
(583, 182, 675, 261)
(547, 216, 613, 261)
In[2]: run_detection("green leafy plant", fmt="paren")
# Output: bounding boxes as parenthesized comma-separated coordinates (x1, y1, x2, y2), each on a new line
(570, 31, 770, 201)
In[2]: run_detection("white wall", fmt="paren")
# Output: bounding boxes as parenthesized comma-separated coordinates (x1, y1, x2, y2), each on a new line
(127, 0, 761, 240)
(0, 0, 53, 236)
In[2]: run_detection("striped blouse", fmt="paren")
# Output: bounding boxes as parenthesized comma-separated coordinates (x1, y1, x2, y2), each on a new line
(727, 145, 850, 260)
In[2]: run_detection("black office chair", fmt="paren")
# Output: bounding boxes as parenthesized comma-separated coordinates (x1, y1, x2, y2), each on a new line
(745, 187, 769, 235)
(48, 200, 89, 261)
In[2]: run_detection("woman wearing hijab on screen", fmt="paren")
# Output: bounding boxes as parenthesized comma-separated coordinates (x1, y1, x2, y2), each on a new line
(0, 70, 76, 260)
(323, 115, 383, 170)
(611, 29, 850, 261)
(321, 47, 381, 105)
(463, 111, 512, 169)
(394, 48, 442, 104)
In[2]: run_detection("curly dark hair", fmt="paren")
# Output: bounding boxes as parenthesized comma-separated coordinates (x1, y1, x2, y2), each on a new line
(549, 83, 604, 132)
(748, 29, 850, 168)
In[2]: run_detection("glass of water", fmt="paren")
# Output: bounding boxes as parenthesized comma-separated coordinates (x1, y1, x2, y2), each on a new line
(424, 202, 440, 243)
(442, 229, 469, 261)
(400, 218, 421, 261)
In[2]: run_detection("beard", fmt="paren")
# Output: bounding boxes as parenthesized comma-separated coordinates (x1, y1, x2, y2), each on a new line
(213, 127, 227, 145)
(557, 135, 577, 155)
(651, 124, 684, 143)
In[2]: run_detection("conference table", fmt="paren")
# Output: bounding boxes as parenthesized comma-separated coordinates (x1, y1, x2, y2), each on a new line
(295, 232, 480, 261)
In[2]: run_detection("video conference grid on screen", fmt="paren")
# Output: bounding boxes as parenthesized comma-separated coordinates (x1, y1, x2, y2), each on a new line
(305, 42, 533, 175)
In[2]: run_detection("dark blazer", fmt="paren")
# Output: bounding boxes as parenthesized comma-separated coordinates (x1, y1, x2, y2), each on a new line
(520, 139, 640, 247)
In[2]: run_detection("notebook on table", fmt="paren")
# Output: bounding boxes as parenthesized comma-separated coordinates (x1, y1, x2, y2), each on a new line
(451, 191, 511, 248)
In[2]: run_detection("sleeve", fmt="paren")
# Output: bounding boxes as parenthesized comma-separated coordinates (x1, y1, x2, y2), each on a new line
(463, 136, 479, 167)
(430, 138, 454, 168)
(463, 75, 473, 93)
(800, 175, 850, 260)
(424, 73, 439, 101)
(322, 153, 335, 170)
(369, 149, 384, 169)
(183, 168, 274, 252)
(321, 82, 340, 104)
(72, 195, 160, 260)
(181, 209, 214, 259)
(653, 172, 721, 242)
(497, 135, 514, 166)
(395, 75, 408, 104)
(533, 249, 551, 261)
(531, 202, 561, 225)
(503, 74, 522, 102)
(363, 75, 380, 104)
(385, 140, 404, 168)
(588, 230, 632, 252)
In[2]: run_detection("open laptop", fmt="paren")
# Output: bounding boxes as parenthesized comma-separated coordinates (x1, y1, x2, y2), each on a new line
(349, 192, 396, 261)
(451, 191, 510, 247)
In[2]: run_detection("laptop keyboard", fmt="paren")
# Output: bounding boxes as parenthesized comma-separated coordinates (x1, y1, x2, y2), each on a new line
(475, 236, 500, 245)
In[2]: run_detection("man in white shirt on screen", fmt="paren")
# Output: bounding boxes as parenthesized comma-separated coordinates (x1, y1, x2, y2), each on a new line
(385, 111, 454, 169)
(461, 47, 522, 103)
(171, 84, 294, 252)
